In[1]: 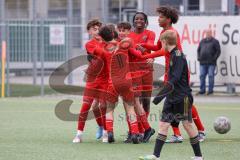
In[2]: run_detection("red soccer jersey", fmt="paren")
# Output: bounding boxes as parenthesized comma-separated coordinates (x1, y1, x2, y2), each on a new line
(93, 39, 143, 84)
(160, 27, 182, 82)
(85, 37, 108, 83)
(128, 29, 156, 62)
(141, 27, 182, 82)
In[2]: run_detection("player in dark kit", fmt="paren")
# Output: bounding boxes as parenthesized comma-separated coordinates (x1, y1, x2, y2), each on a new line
(140, 6, 206, 143)
(139, 30, 203, 160)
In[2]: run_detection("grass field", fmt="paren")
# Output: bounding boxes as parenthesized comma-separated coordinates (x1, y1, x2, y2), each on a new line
(0, 97, 240, 160)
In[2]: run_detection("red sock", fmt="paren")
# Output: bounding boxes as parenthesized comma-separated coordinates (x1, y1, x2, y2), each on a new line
(126, 117, 132, 133)
(140, 114, 151, 130)
(93, 105, 103, 127)
(127, 115, 139, 134)
(137, 115, 145, 134)
(172, 127, 181, 136)
(77, 102, 92, 131)
(106, 119, 113, 132)
(192, 105, 205, 131)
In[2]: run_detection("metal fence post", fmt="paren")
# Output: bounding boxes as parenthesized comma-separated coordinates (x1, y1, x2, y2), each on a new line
(67, 0, 73, 85)
(0, 0, 10, 97)
(40, 19, 44, 96)
(101, 0, 109, 23)
(32, 0, 37, 85)
(81, 0, 86, 50)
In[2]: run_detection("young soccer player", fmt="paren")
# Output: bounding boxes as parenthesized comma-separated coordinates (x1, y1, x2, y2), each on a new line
(127, 12, 156, 141)
(116, 22, 155, 143)
(93, 25, 147, 144)
(139, 30, 203, 160)
(140, 6, 206, 143)
(73, 19, 108, 143)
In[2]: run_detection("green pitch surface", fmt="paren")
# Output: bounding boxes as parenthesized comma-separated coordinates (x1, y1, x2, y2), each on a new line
(0, 98, 240, 160)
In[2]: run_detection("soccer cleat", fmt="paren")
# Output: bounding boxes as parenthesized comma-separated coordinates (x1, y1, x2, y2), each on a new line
(108, 131, 115, 143)
(198, 131, 206, 142)
(131, 134, 141, 144)
(165, 135, 183, 143)
(191, 156, 204, 160)
(139, 155, 160, 160)
(124, 132, 132, 143)
(138, 134, 144, 143)
(102, 130, 108, 143)
(72, 134, 83, 143)
(96, 126, 103, 139)
(143, 128, 155, 143)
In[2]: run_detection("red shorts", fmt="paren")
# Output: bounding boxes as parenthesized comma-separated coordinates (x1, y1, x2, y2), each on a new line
(83, 80, 108, 103)
(106, 83, 134, 104)
(130, 62, 153, 97)
(141, 70, 153, 98)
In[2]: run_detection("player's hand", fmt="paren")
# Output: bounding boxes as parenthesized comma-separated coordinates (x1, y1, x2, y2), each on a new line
(136, 44, 146, 53)
(146, 58, 154, 64)
(152, 95, 165, 105)
(152, 83, 173, 105)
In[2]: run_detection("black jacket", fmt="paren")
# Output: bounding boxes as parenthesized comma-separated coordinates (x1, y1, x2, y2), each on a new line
(197, 37, 221, 65)
(167, 47, 192, 104)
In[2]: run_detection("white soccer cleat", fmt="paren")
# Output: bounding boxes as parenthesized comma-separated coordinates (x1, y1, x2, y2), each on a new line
(165, 135, 183, 143)
(192, 156, 204, 160)
(72, 134, 83, 143)
(102, 130, 108, 143)
(139, 155, 160, 160)
(198, 131, 206, 142)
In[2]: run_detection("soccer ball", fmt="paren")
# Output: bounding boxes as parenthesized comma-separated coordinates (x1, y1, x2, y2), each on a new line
(214, 116, 231, 134)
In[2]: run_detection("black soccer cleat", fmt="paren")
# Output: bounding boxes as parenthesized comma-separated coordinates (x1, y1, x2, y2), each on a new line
(108, 132, 115, 143)
(131, 134, 141, 144)
(124, 132, 132, 143)
(138, 134, 144, 143)
(143, 128, 155, 143)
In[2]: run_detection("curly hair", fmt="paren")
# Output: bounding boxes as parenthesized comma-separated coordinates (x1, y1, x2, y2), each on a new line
(86, 19, 102, 31)
(156, 6, 179, 24)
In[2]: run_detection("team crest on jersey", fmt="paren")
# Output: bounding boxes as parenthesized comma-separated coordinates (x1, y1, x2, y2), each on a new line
(175, 50, 181, 56)
(142, 35, 147, 42)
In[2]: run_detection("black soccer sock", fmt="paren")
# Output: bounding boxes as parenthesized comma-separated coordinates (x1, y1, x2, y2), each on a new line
(190, 136, 202, 157)
(153, 133, 167, 158)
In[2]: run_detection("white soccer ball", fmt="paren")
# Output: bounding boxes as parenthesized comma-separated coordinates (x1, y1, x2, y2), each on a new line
(214, 116, 231, 134)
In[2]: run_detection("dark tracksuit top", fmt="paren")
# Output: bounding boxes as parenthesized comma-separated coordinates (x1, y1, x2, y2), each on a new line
(166, 47, 192, 104)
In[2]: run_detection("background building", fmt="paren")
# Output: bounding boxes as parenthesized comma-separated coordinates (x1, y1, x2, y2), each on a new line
(0, 0, 239, 96)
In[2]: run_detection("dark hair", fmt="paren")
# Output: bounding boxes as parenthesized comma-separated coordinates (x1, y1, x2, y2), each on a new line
(98, 25, 114, 42)
(156, 6, 179, 24)
(132, 12, 149, 27)
(113, 30, 119, 39)
(86, 19, 102, 30)
(117, 22, 132, 30)
(106, 23, 118, 39)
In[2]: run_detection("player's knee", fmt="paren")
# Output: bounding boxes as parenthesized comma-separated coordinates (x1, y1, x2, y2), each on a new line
(159, 121, 170, 132)
(182, 121, 193, 130)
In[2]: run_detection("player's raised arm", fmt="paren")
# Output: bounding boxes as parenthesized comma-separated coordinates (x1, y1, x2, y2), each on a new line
(141, 48, 166, 59)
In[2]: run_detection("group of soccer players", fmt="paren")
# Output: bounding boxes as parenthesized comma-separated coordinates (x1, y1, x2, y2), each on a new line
(73, 6, 205, 160)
